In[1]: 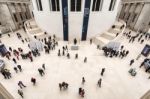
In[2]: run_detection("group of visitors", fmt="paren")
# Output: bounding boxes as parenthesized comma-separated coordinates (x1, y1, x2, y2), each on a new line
(0, 27, 150, 99)
(102, 45, 129, 58)
(59, 82, 69, 91)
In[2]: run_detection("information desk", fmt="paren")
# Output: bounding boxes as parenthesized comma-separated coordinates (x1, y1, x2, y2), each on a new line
(71, 45, 79, 50)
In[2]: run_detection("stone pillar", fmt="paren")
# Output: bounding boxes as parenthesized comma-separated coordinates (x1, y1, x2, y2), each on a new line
(7, 3, 19, 29)
(130, 3, 144, 30)
(119, 4, 126, 19)
(124, 3, 132, 22)
(24, 3, 31, 19)
(126, 3, 137, 27)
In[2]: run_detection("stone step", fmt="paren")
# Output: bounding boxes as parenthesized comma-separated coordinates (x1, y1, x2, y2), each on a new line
(108, 28, 121, 34)
(28, 27, 40, 32)
(94, 36, 109, 46)
(101, 32, 116, 40)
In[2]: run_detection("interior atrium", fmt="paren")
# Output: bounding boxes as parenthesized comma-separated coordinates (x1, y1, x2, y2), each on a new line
(0, 0, 150, 99)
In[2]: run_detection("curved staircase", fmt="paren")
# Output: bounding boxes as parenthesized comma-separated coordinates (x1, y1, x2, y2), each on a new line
(93, 20, 126, 47)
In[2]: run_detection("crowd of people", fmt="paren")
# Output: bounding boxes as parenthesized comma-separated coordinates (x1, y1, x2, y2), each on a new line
(102, 45, 129, 58)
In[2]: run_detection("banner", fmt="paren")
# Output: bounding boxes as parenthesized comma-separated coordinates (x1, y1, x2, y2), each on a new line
(62, 0, 68, 41)
(81, 0, 91, 41)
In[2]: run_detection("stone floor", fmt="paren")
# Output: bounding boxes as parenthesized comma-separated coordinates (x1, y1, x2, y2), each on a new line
(0, 29, 150, 99)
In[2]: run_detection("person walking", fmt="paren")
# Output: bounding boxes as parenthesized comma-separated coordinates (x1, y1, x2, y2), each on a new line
(18, 89, 24, 98)
(18, 81, 26, 89)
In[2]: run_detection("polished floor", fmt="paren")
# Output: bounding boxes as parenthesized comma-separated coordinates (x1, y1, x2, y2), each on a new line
(0, 29, 150, 99)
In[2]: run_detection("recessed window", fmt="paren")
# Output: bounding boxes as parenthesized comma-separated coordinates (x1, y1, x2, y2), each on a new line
(49, 0, 60, 11)
(127, 13, 130, 21)
(20, 13, 23, 20)
(13, 14, 18, 22)
(70, 0, 82, 12)
(25, 12, 28, 19)
(132, 14, 137, 22)
(92, 0, 103, 11)
(109, 0, 116, 11)
(36, 0, 43, 11)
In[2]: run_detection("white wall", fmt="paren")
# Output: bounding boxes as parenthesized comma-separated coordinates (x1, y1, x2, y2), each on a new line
(32, 0, 120, 40)
(68, 0, 85, 41)
(32, 0, 63, 39)
(88, 0, 121, 39)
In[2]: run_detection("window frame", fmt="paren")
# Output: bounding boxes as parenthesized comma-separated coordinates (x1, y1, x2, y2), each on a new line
(91, 0, 103, 12)
(49, 0, 60, 12)
(109, 0, 116, 11)
(36, 0, 43, 11)
(70, 0, 82, 12)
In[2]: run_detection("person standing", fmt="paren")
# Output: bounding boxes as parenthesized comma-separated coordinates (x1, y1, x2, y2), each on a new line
(62, 50, 65, 56)
(101, 68, 105, 76)
(18, 81, 26, 89)
(84, 57, 87, 63)
(8, 34, 10, 37)
(90, 39, 92, 44)
(38, 68, 45, 76)
(79, 87, 82, 95)
(14, 67, 18, 73)
(1, 70, 7, 79)
(17, 65, 22, 72)
(31, 77, 36, 85)
(12, 58, 17, 64)
(97, 78, 102, 87)
(75, 53, 78, 59)
(9, 47, 12, 52)
(67, 53, 70, 59)
(82, 77, 85, 85)
(59, 83, 62, 91)
(42, 64, 45, 70)
(130, 59, 134, 66)
(141, 39, 144, 44)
